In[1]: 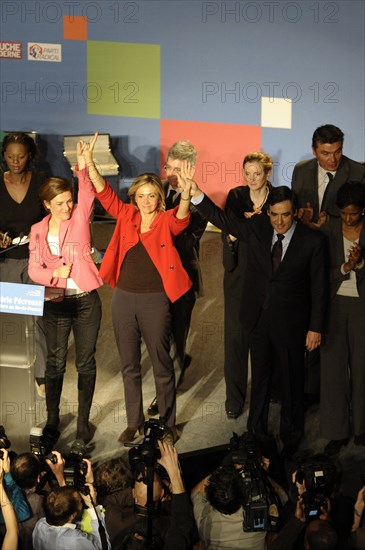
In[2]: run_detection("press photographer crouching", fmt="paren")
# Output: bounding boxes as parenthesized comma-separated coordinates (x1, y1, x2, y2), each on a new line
(191, 432, 287, 549)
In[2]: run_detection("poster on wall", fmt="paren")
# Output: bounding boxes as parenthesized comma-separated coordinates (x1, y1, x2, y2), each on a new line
(0, 41, 22, 60)
(27, 43, 62, 62)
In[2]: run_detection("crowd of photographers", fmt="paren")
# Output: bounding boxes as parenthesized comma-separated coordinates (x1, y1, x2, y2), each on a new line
(1, 423, 365, 550)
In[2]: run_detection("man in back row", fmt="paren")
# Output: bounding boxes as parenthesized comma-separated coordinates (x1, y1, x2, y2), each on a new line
(291, 124, 365, 405)
(147, 141, 207, 416)
(292, 124, 365, 222)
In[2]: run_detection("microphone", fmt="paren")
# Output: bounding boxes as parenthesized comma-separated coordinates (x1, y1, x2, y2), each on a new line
(0, 232, 27, 255)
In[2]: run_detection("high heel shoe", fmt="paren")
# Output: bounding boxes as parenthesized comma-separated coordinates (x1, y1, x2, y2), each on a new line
(118, 426, 143, 444)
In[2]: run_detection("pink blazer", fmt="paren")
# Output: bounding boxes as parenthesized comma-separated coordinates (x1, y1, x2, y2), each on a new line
(28, 167, 103, 293)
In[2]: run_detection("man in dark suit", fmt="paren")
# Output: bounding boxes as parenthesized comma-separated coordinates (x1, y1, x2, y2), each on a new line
(147, 141, 207, 416)
(292, 124, 365, 222)
(291, 124, 365, 403)
(188, 182, 328, 458)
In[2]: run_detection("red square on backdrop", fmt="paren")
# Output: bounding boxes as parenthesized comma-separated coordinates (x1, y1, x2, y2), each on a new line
(64, 16, 87, 41)
(160, 120, 261, 207)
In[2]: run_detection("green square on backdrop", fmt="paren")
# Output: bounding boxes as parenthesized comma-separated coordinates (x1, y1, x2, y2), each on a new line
(87, 41, 160, 118)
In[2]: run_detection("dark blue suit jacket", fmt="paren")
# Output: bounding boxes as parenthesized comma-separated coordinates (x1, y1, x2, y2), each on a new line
(195, 194, 328, 345)
(291, 155, 365, 222)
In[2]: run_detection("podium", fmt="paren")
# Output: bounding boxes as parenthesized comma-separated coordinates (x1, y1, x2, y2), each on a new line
(0, 282, 45, 452)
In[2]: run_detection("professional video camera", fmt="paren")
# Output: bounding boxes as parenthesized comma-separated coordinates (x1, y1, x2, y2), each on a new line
(128, 419, 172, 477)
(0, 425, 11, 458)
(63, 439, 89, 494)
(228, 432, 281, 533)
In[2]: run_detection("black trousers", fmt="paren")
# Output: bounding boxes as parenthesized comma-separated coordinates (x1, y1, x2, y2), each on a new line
(223, 267, 249, 414)
(247, 309, 305, 446)
(170, 287, 196, 369)
(43, 290, 102, 377)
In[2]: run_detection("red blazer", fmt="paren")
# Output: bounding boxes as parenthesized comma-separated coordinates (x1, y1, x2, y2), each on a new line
(28, 167, 104, 293)
(94, 179, 192, 303)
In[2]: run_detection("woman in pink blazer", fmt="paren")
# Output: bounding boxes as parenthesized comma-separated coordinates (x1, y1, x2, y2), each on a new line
(28, 143, 103, 445)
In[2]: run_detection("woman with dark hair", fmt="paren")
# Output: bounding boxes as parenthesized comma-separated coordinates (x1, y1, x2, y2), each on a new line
(319, 181, 365, 456)
(78, 133, 192, 444)
(28, 143, 103, 444)
(0, 132, 47, 396)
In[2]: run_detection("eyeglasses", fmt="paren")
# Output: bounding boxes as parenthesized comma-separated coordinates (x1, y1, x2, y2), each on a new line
(164, 164, 181, 174)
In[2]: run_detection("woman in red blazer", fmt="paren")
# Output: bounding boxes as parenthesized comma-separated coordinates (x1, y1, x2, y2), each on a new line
(28, 143, 104, 445)
(79, 134, 192, 444)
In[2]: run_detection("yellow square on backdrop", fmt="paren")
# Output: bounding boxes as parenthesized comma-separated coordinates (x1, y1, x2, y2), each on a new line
(87, 41, 160, 119)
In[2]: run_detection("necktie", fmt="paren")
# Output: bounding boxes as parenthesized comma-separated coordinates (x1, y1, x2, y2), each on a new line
(271, 234, 284, 272)
(321, 172, 334, 211)
(165, 189, 178, 210)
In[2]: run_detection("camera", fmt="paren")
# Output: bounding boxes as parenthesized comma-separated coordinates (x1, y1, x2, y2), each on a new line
(0, 425, 11, 459)
(228, 432, 281, 532)
(128, 419, 171, 476)
(29, 427, 57, 465)
(295, 454, 337, 521)
(63, 439, 88, 494)
(296, 464, 330, 520)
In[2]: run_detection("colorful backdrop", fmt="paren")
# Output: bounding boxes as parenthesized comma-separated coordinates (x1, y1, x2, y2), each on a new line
(1, 0, 364, 205)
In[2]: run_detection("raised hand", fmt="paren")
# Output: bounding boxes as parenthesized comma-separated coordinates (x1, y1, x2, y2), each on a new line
(77, 132, 99, 169)
(177, 160, 202, 198)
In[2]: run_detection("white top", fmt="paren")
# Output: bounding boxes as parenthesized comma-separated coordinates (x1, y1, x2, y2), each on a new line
(47, 233, 82, 292)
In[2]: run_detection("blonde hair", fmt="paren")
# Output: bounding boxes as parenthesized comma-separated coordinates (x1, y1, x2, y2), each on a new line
(128, 173, 165, 211)
(243, 151, 273, 174)
(167, 141, 197, 164)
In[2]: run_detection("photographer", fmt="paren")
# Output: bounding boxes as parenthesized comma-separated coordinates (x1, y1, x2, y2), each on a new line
(8, 450, 65, 549)
(191, 464, 267, 549)
(268, 494, 338, 549)
(0, 449, 31, 527)
(269, 453, 353, 549)
(190, 432, 288, 549)
(118, 440, 196, 550)
(32, 458, 111, 549)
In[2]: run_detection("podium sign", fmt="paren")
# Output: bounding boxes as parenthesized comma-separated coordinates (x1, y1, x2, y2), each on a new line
(0, 283, 45, 451)
(0, 282, 45, 316)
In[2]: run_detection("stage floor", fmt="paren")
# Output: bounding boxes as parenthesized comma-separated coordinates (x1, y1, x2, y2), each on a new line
(31, 229, 365, 498)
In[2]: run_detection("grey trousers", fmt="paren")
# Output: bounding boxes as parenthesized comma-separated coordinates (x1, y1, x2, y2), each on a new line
(320, 295, 365, 439)
(112, 288, 176, 429)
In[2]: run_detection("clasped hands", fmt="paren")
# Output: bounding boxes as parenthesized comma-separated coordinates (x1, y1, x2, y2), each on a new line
(297, 202, 328, 227)
(345, 242, 363, 271)
(176, 161, 201, 199)
(0, 231, 12, 249)
(76, 132, 99, 169)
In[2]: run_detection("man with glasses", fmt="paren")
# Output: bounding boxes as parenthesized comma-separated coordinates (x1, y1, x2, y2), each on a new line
(147, 141, 207, 416)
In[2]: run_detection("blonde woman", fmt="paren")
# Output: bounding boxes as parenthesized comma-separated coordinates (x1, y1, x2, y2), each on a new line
(79, 134, 192, 443)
